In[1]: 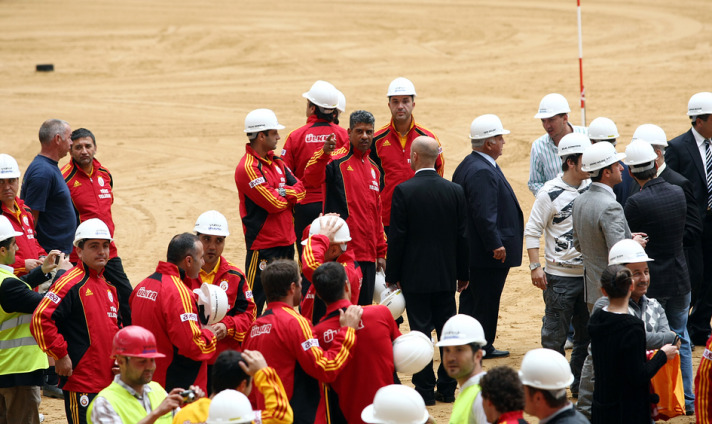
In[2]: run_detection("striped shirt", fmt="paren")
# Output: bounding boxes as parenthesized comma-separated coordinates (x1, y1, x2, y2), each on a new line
(528, 125, 587, 195)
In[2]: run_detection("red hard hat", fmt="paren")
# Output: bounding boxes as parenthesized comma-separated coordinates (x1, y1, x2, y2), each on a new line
(112, 325, 166, 359)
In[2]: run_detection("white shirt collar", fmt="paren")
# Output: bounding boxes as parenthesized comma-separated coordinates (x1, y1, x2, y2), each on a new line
(656, 162, 666, 177)
(461, 370, 487, 391)
(540, 402, 575, 424)
(692, 126, 708, 147)
(474, 150, 496, 168)
(415, 167, 436, 174)
(591, 182, 616, 199)
(0, 264, 14, 273)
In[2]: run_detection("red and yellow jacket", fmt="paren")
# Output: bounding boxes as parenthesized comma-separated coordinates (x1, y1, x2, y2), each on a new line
(695, 334, 712, 423)
(61, 158, 118, 262)
(299, 234, 362, 322)
(1, 198, 46, 276)
(130, 262, 217, 393)
(302, 144, 387, 263)
(235, 144, 305, 250)
(186, 256, 256, 364)
(370, 118, 444, 226)
(281, 115, 349, 205)
(30, 262, 119, 393)
(242, 301, 356, 424)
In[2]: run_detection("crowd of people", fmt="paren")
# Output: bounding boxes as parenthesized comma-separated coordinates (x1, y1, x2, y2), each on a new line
(0, 79, 711, 424)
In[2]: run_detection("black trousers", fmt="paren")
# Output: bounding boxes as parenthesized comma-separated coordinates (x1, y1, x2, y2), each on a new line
(459, 266, 510, 351)
(103, 256, 132, 326)
(688, 216, 712, 343)
(356, 261, 375, 306)
(246, 245, 295, 315)
(403, 290, 457, 400)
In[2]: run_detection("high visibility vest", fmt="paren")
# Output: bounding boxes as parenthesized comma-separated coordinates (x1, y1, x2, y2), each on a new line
(87, 381, 172, 424)
(0, 267, 48, 375)
(450, 384, 481, 424)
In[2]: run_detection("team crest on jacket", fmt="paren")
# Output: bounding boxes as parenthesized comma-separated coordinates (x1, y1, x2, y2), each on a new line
(97, 176, 105, 187)
(107, 290, 113, 303)
(220, 280, 228, 291)
(276, 167, 283, 175)
(259, 259, 267, 271)
(371, 169, 376, 179)
(79, 394, 89, 407)
(23, 216, 29, 226)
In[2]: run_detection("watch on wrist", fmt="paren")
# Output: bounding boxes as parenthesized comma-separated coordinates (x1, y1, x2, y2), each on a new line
(529, 262, 541, 271)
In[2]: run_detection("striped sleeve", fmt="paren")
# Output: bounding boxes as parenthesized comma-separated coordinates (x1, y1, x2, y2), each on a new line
(236, 155, 290, 213)
(302, 149, 331, 189)
(164, 276, 217, 359)
(695, 342, 712, 422)
(255, 367, 294, 424)
(301, 235, 329, 283)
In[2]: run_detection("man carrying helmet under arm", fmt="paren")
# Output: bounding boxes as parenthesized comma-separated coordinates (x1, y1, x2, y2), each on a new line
(235, 108, 305, 315)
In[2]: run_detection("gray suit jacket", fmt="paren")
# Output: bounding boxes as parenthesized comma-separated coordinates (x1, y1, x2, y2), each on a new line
(572, 184, 631, 304)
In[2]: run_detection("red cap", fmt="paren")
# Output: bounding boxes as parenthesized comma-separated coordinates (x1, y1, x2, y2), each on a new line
(112, 326, 166, 358)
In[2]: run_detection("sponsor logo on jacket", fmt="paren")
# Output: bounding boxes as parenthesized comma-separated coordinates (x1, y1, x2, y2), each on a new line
(250, 323, 272, 337)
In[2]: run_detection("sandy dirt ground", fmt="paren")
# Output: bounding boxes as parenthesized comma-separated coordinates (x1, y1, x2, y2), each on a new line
(2, 0, 711, 422)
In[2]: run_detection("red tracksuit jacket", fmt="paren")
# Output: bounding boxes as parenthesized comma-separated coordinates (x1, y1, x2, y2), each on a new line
(235, 144, 306, 250)
(695, 334, 712, 423)
(370, 118, 444, 226)
(130, 261, 217, 393)
(61, 158, 119, 262)
(281, 115, 349, 205)
(1, 198, 46, 276)
(30, 262, 119, 393)
(312, 300, 400, 424)
(299, 234, 362, 322)
(242, 301, 356, 424)
(186, 256, 257, 364)
(302, 144, 387, 263)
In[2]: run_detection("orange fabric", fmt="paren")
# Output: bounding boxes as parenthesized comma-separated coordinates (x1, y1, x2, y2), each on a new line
(648, 351, 685, 420)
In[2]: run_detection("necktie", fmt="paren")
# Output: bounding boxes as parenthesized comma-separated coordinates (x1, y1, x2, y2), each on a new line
(706, 139, 712, 210)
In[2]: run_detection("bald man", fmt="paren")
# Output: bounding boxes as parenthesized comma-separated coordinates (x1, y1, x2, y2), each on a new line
(386, 136, 469, 405)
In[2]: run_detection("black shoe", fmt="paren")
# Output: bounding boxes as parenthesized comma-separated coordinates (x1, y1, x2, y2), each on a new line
(435, 392, 455, 403)
(484, 348, 510, 359)
(423, 397, 436, 406)
(43, 384, 64, 399)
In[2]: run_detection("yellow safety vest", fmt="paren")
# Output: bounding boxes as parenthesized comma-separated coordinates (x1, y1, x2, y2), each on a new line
(0, 267, 48, 375)
(450, 383, 481, 424)
(87, 380, 172, 424)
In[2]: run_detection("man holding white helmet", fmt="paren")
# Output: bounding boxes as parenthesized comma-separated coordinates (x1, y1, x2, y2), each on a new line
(436, 314, 488, 424)
(524, 132, 591, 397)
(453, 114, 523, 358)
(300, 214, 362, 323)
(235, 108, 305, 315)
(572, 142, 640, 309)
(519, 348, 588, 423)
(666, 92, 712, 346)
(187, 210, 256, 394)
(130, 233, 217, 395)
(587, 117, 634, 206)
(528, 93, 587, 195)
(370, 77, 445, 236)
(31, 218, 120, 424)
(282, 81, 349, 260)
(623, 140, 695, 413)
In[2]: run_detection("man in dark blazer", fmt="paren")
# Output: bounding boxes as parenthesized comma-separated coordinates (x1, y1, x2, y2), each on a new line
(666, 91, 712, 346)
(623, 140, 695, 413)
(452, 114, 523, 359)
(386, 136, 468, 405)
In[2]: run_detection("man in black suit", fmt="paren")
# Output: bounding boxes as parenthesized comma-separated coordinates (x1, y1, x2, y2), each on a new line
(452, 114, 523, 359)
(666, 92, 712, 345)
(623, 140, 695, 413)
(386, 136, 468, 405)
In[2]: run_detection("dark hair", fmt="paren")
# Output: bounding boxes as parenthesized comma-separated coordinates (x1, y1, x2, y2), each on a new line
(312, 262, 347, 304)
(389, 95, 415, 102)
(166, 233, 199, 265)
(262, 259, 300, 302)
(692, 114, 710, 127)
(630, 165, 657, 181)
(38, 119, 68, 144)
(0, 237, 14, 251)
(527, 386, 568, 408)
(212, 350, 249, 394)
(480, 366, 525, 413)
(71, 128, 96, 145)
(349, 110, 375, 129)
(590, 163, 613, 183)
(308, 101, 335, 123)
(600, 264, 632, 299)
(561, 153, 582, 172)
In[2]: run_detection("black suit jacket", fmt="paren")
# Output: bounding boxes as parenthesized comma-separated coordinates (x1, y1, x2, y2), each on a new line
(452, 152, 523, 268)
(385, 170, 469, 293)
(666, 129, 709, 219)
(624, 178, 690, 297)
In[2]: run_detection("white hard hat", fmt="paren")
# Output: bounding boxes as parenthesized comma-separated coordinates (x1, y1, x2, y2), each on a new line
(0, 215, 23, 243)
(380, 287, 405, 319)
(608, 238, 654, 265)
(557, 133, 591, 157)
(0, 154, 20, 179)
(73, 218, 113, 247)
(301, 216, 352, 245)
(362, 385, 429, 424)
(393, 331, 434, 374)
(372, 271, 388, 303)
(302, 80, 339, 109)
(588, 117, 619, 140)
(687, 92, 712, 117)
(194, 283, 229, 325)
(194, 210, 230, 237)
(624, 140, 657, 172)
(534, 93, 571, 119)
(469, 114, 510, 140)
(206, 389, 255, 424)
(519, 348, 574, 391)
(244, 108, 285, 134)
(387, 77, 417, 97)
(580, 142, 626, 173)
(336, 89, 346, 113)
(436, 314, 487, 347)
(631, 124, 668, 147)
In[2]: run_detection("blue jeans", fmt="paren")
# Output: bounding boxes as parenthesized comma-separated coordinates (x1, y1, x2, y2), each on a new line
(657, 292, 694, 411)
